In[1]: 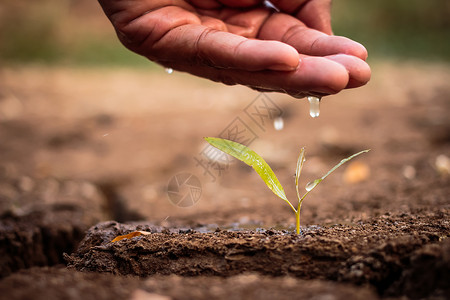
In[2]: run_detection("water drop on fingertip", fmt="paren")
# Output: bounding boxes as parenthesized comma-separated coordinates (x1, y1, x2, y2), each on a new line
(273, 116, 284, 131)
(165, 68, 174, 74)
(307, 96, 321, 118)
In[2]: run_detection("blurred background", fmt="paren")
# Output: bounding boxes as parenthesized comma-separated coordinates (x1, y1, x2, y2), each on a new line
(0, 0, 449, 229)
(0, 0, 449, 65)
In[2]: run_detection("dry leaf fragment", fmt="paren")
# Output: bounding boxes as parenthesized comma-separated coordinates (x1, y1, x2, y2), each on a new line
(111, 231, 152, 243)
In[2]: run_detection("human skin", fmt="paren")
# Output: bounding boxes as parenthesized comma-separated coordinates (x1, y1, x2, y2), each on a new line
(97, 0, 371, 98)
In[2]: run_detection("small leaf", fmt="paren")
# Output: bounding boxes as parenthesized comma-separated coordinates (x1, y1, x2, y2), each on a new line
(205, 137, 288, 201)
(295, 148, 306, 201)
(304, 149, 370, 193)
(111, 231, 152, 243)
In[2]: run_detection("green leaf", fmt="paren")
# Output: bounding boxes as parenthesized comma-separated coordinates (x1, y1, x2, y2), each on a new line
(204, 137, 288, 202)
(304, 149, 370, 193)
(295, 148, 306, 202)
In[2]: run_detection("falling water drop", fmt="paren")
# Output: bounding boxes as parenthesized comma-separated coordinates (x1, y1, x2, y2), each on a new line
(305, 181, 316, 192)
(263, 0, 280, 11)
(273, 116, 284, 131)
(165, 68, 174, 74)
(307, 96, 321, 118)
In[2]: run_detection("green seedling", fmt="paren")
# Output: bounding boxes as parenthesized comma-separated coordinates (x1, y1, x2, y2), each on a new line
(205, 137, 369, 234)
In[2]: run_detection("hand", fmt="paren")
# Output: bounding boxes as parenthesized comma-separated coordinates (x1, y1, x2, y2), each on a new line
(97, 0, 371, 98)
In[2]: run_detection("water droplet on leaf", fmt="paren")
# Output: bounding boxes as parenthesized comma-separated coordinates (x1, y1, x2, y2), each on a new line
(305, 181, 315, 191)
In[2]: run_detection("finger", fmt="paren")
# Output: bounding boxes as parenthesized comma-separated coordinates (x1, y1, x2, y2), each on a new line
(296, 0, 332, 35)
(113, 5, 300, 71)
(152, 24, 300, 71)
(199, 16, 228, 31)
(168, 55, 350, 95)
(325, 54, 371, 89)
(216, 0, 261, 8)
(259, 13, 368, 60)
(197, 7, 272, 38)
(222, 8, 273, 38)
(270, 0, 332, 34)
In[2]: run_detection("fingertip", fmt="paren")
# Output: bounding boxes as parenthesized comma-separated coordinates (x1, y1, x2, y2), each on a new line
(326, 54, 371, 88)
(263, 41, 300, 71)
(295, 56, 349, 94)
(333, 38, 368, 61)
(321, 62, 349, 94)
(350, 59, 371, 88)
(311, 36, 369, 61)
(345, 41, 368, 61)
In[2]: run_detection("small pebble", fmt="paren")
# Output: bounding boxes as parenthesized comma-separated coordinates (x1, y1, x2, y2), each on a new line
(402, 165, 416, 180)
(343, 161, 370, 184)
(435, 154, 450, 176)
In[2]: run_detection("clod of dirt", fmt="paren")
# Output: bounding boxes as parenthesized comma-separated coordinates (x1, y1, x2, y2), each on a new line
(67, 210, 449, 298)
(384, 239, 450, 299)
(0, 204, 87, 278)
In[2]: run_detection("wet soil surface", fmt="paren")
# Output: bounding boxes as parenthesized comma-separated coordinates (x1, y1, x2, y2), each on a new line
(64, 211, 449, 299)
(1, 210, 449, 300)
(0, 61, 449, 299)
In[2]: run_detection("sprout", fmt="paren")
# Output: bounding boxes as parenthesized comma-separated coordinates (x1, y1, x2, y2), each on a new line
(205, 137, 370, 234)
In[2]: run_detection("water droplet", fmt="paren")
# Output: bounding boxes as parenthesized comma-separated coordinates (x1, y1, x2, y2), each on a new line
(307, 96, 321, 118)
(165, 68, 174, 74)
(263, 0, 280, 11)
(305, 181, 315, 191)
(273, 116, 284, 131)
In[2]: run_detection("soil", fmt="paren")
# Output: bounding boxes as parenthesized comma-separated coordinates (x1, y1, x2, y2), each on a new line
(64, 211, 450, 298)
(0, 60, 449, 299)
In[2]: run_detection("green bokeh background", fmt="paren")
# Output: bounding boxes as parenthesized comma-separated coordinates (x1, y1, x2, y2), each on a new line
(332, 0, 450, 62)
(0, 0, 449, 66)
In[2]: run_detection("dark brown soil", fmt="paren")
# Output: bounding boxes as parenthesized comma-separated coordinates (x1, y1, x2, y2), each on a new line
(0, 204, 86, 278)
(65, 211, 449, 299)
(0, 59, 449, 298)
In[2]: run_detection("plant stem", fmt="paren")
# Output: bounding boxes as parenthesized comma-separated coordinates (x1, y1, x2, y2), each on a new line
(294, 194, 308, 234)
(285, 199, 297, 214)
(295, 201, 303, 234)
